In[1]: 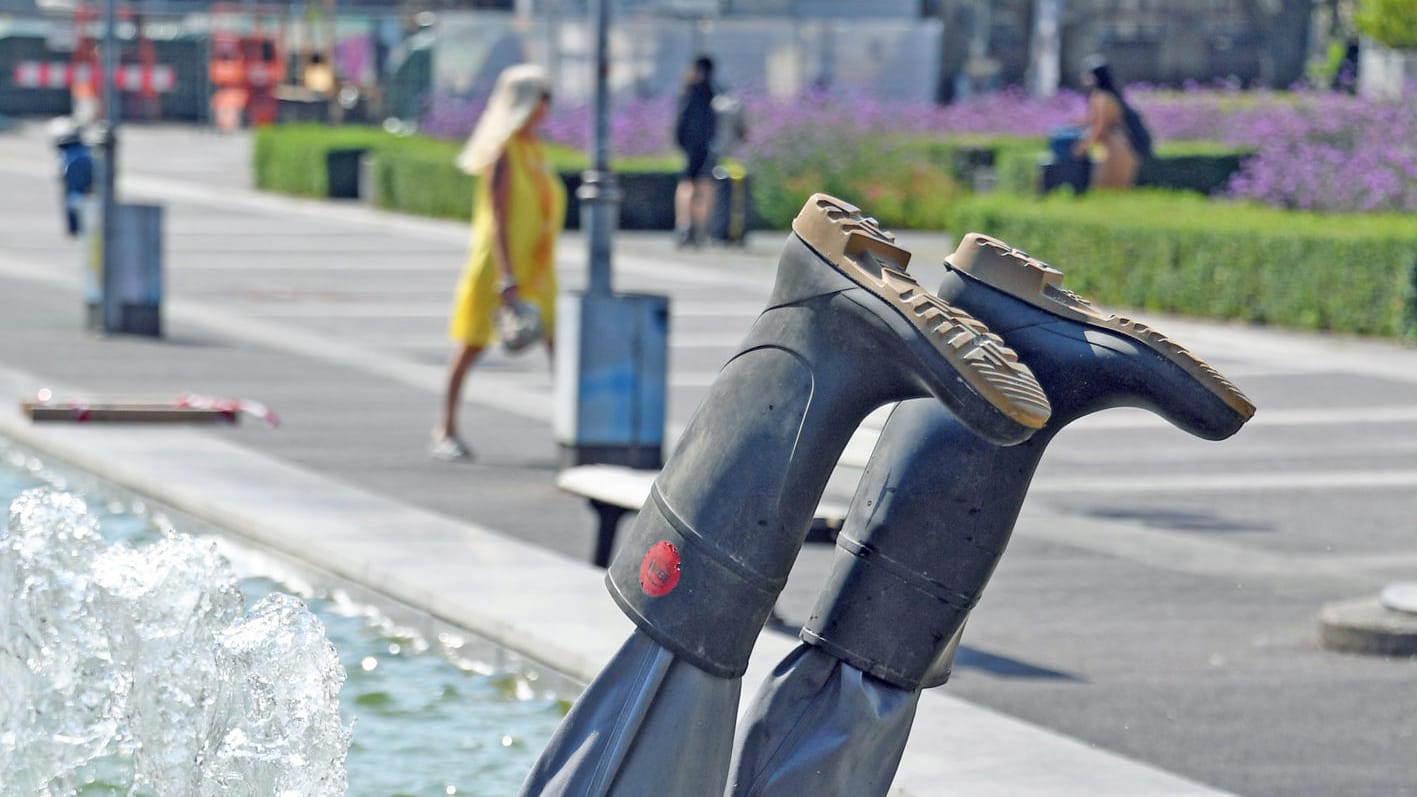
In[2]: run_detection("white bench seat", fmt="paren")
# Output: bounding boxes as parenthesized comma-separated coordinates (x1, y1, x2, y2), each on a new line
(556, 464, 852, 567)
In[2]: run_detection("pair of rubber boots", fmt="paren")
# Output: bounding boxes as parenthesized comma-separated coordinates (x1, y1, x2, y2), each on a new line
(610, 192, 1252, 685)
(720, 203, 1257, 797)
(521, 192, 1253, 796)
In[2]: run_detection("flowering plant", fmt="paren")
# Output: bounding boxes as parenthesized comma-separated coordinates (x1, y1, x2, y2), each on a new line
(420, 83, 1417, 214)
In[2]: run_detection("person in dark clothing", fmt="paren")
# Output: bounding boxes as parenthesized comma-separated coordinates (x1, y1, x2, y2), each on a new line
(1332, 39, 1360, 94)
(673, 55, 717, 248)
(52, 120, 93, 237)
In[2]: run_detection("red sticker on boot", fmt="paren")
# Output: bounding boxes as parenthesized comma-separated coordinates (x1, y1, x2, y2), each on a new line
(639, 541, 682, 597)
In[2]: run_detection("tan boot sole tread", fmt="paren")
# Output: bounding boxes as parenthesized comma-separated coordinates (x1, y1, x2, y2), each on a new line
(947, 233, 1255, 420)
(792, 195, 1051, 430)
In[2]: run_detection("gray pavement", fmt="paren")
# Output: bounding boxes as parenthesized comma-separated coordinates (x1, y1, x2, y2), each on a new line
(1, 121, 1415, 796)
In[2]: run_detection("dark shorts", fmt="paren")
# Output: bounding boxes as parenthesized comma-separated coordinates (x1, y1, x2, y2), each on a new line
(682, 147, 716, 181)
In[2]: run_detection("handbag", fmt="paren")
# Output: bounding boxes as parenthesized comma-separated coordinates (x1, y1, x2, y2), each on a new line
(494, 300, 544, 353)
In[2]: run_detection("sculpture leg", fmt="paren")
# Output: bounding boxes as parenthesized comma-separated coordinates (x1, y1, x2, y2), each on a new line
(727, 644, 918, 797)
(520, 630, 739, 797)
(727, 234, 1257, 797)
(521, 202, 1051, 797)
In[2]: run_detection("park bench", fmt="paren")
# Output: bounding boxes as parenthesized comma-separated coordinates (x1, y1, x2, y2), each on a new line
(556, 463, 853, 568)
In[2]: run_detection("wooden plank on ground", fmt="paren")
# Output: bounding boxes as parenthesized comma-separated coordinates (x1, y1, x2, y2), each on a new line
(22, 401, 239, 424)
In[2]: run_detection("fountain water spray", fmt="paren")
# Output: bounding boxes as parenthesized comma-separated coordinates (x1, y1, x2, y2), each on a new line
(1, 488, 350, 794)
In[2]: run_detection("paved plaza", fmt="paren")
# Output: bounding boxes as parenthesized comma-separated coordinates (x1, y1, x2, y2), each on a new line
(1, 122, 1414, 796)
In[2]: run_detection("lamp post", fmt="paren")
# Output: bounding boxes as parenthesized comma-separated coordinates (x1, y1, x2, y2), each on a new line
(581, 0, 617, 297)
(85, 0, 163, 337)
(97, 0, 119, 332)
(553, 0, 668, 470)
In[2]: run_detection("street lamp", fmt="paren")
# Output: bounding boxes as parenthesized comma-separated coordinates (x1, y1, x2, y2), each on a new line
(553, 0, 669, 470)
(86, 0, 163, 338)
(96, 0, 119, 332)
(581, 0, 617, 298)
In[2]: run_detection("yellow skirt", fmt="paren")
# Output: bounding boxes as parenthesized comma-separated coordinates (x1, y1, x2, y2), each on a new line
(448, 256, 557, 348)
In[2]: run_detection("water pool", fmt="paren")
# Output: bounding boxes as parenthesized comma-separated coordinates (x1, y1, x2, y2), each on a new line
(0, 440, 567, 796)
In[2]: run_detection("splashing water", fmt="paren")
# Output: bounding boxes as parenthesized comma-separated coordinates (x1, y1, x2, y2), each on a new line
(0, 488, 350, 795)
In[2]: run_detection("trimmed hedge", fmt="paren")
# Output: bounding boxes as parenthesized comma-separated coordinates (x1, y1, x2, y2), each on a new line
(994, 140, 1253, 196)
(253, 125, 1417, 340)
(253, 124, 684, 227)
(750, 136, 974, 230)
(367, 141, 683, 228)
(363, 136, 472, 218)
(252, 124, 397, 197)
(944, 191, 1417, 340)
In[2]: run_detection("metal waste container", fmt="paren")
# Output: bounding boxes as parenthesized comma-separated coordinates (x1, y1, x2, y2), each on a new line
(1039, 125, 1090, 195)
(554, 292, 669, 469)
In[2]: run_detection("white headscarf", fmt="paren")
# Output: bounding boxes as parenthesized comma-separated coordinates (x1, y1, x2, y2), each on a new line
(455, 64, 551, 176)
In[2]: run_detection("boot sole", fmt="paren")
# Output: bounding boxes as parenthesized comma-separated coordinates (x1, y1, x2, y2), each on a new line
(946, 232, 1255, 420)
(792, 194, 1051, 433)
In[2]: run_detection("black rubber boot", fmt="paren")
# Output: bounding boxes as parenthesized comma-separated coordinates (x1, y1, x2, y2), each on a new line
(726, 234, 1255, 797)
(605, 200, 1051, 680)
(520, 203, 1050, 797)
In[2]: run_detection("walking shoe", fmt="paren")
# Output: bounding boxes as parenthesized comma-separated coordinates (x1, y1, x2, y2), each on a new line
(603, 196, 1050, 680)
(673, 226, 700, 249)
(428, 434, 473, 462)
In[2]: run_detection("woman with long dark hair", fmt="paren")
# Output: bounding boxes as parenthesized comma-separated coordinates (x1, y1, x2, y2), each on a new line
(1072, 55, 1140, 190)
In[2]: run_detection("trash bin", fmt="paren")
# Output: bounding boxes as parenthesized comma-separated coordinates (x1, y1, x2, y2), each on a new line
(708, 162, 752, 246)
(1048, 125, 1086, 162)
(554, 292, 669, 469)
(325, 148, 365, 199)
(1039, 125, 1090, 195)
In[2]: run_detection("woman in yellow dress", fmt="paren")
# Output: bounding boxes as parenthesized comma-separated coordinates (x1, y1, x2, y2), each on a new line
(433, 64, 566, 460)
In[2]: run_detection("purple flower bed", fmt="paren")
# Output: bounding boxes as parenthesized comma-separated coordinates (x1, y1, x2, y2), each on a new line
(417, 84, 1417, 212)
(418, 91, 677, 158)
(540, 94, 680, 159)
(1214, 93, 1417, 212)
(418, 93, 489, 144)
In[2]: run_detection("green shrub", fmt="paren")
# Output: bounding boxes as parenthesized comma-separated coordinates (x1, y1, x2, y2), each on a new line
(367, 138, 473, 219)
(879, 134, 1039, 185)
(944, 191, 1417, 339)
(750, 132, 971, 229)
(1357, 0, 1417, 49)
(994, 143, 1045, 194)
(252, 124, 395, 196)
(255, 124, 681, 221)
